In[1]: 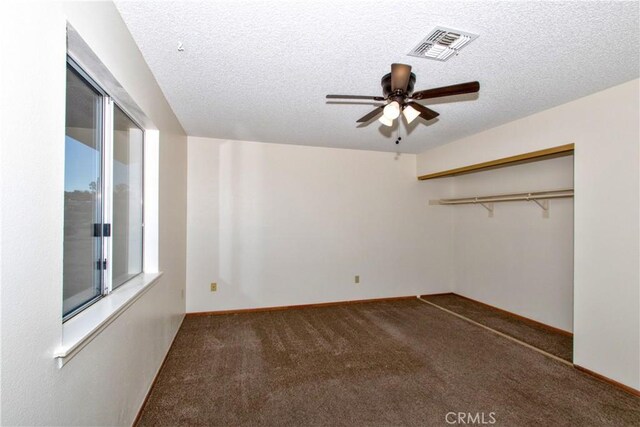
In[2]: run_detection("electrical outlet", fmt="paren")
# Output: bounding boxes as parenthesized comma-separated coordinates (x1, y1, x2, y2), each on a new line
(181, 289, 185, 299)
(210, 282, 217, 292)
(354, 275, 360, 284)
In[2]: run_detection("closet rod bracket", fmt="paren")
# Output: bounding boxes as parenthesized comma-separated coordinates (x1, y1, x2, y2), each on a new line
(531, 198, 550, 218)
(478, 201, 494, 218)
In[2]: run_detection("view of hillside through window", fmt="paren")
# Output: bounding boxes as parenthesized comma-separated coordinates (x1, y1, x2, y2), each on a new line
(63, 64, 103, 316)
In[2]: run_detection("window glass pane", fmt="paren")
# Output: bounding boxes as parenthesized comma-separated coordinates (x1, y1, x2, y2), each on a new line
(63, 64, 103, 317)
(112, 105, 143, 288)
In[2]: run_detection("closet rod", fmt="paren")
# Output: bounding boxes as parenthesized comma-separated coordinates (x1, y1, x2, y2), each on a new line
(432, 189, 573, 205)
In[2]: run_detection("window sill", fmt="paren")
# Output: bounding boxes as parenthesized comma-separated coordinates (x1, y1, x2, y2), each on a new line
(54, 272, 163, 367)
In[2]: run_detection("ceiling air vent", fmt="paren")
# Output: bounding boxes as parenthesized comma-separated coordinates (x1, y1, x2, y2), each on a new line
(408, 27, 478, 61)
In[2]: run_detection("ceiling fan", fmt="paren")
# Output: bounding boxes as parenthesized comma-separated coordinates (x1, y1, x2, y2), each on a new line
(326, 63, 479, 126)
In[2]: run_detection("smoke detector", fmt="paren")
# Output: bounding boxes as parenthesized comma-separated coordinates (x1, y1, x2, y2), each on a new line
(408, 27, 478, 61)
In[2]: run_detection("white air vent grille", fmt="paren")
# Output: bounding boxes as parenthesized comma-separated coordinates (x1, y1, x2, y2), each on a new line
(408, 27, 478, 61)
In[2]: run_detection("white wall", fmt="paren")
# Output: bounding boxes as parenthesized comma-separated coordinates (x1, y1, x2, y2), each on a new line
(186, 137, 454, 313)
(451, 156, 574, 332)
(0, 2, 187, 425)
(417, 79, 640, 390)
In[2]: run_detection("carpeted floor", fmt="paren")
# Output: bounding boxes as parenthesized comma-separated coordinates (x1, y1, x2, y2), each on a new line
(421, 293, 573, 362)
(137, 299, 639, 426)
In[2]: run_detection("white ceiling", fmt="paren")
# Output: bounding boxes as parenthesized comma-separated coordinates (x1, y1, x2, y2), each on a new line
(115, 1, 639, 154)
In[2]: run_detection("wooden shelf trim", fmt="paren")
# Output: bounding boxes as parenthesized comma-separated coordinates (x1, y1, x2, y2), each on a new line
(417, 143, 575, 181)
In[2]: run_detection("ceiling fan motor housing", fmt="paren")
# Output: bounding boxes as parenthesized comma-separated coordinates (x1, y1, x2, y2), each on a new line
(381, 72, 416, 98)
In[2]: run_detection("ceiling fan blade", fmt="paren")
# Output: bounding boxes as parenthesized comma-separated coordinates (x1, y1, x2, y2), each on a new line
(356, 106, 384, 123)
(326, 94, 385, 101)
(411, 81, 480, 100)
(407, 102, 439, 121)
(391, 63, 412, 92)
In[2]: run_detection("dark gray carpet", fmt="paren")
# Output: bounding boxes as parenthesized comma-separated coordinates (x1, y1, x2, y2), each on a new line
(422, 293, 573, 362)
(137, 299, 639, 426)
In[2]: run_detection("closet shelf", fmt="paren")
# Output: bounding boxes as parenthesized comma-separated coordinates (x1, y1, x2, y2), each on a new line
(417, 144, 574, 180)
(429, 189, 574, 218)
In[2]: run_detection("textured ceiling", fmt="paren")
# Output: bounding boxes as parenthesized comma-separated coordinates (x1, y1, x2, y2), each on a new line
(115, 1, 639, 154)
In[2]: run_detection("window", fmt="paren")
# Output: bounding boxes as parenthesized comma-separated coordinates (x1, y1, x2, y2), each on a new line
(63, 58, 144, 320)
(112, 105, 144, 288)
(63, 60, 105, 317)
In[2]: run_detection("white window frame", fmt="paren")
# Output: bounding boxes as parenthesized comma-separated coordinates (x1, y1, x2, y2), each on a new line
(63, 57, 146, 321)
(56, 24, 161, 366)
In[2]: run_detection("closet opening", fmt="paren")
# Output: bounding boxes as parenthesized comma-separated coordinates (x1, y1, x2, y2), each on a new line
(423, 146, 575, 362)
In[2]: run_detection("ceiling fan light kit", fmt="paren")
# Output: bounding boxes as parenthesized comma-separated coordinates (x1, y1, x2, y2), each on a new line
(378, 115, 393, 127)
(383, 101, 401, 120)
(402, 105, 420, 124)
(326, 63, 480, 138)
